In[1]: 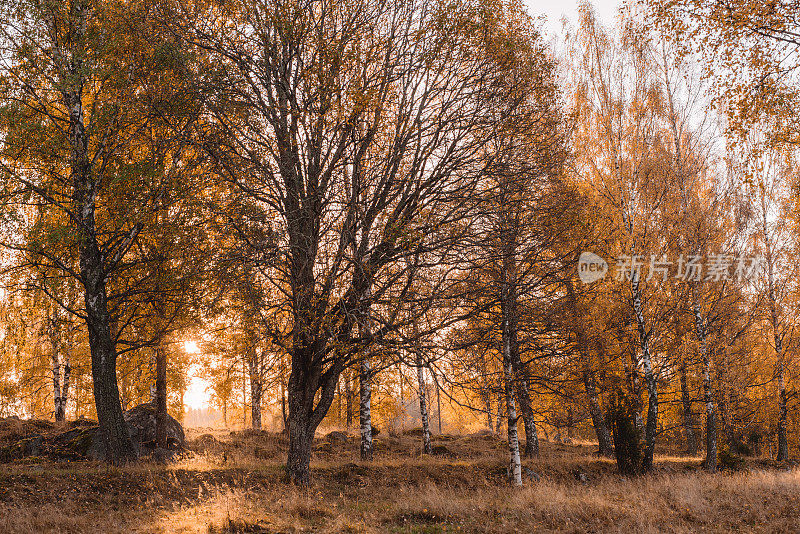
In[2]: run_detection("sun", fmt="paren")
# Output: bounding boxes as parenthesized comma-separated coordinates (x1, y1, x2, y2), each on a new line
(183, 340, 200, 354)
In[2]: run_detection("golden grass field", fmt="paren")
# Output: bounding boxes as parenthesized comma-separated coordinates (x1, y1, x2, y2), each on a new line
(1, 427, 799, 533)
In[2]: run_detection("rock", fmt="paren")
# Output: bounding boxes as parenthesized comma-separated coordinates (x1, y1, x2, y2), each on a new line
(325, 430, 349, 444)
(22, 435, 44, 456)
(573, 470, 589, 483)
(123, 403, 185, 450)
(83, 403, 184, 461)
(523, 467, 540, 482)
(0, 435, 43, 461)
(0, 404, 185, 463)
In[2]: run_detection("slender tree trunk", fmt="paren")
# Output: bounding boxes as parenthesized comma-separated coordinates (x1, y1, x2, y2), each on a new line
(436, 375, 442, 434)
(346, 369, 354, 430)
(763, 199, 789, 461)
(416, 351, 432, 454)
(61, 359, 71, 421)
(497, 389, 505, 434)
(694, 304, 716, 471)
(679, 359, 699, 456)
(359, 357, 373, 460)
(155, 345, 168, 449)
(247, 347, 263, 431)
(484, 388, 495, 433)
(777, 355, 789, 461)
(501, 266, 539, 457)
(50, 332, 70, 423)
(49, 308, 66, 422)
(631, 275, 657, 471)
(503, 351, 522, 487)
(565, 280, 611, 456)
(250, 377, 263, 431)
(583, 366, 614, 457)
(51, 354, 64, 422)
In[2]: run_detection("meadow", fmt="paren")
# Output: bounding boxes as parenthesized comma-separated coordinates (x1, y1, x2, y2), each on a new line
(1, 426, 799, 533)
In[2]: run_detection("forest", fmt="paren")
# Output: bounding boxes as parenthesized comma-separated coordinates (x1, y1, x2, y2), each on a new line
(1, 0, 800, 532)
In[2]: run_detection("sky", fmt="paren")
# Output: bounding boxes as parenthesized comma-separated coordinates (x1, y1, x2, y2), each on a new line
(525, 0, 620, 38)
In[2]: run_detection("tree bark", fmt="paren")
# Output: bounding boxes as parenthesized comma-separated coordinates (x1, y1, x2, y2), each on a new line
(285, 342, 340, 485)
(286, 398, 314, 486)
(630, 275, 658, 472)
(679, 359, 699, 456)
(50, 318, 71, 423)
(359, 357, 374, 460)
(501, 252, 539, 457)
(694, 304, 716, 471)
(565, 280, 612, 456)
(503, 350, 522, 487)
(346, 369, 354, 430)
(247, 347, 263, 431)
(250, 376, 263, 431)
(583, 366, 614, 457)
(416, 351, 432, 454)
(777, 354, 789, 461)
(155, 345, 168, 449)
(484, 387, 495, 433)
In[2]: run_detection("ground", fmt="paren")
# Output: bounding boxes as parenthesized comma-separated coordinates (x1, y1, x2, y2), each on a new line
(1, 426, 799, 533)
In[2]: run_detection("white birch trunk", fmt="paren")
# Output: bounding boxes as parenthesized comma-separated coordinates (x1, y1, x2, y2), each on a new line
(359, 357, 373, 460)
(416, 351, 432, 454)
(503, 335, 522, 486)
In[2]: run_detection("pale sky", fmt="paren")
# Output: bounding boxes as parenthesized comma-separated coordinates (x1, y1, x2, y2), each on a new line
(524, 0, 620, 38)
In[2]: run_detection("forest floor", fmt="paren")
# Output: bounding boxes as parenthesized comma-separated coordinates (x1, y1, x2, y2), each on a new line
(1, 425, 799, 533)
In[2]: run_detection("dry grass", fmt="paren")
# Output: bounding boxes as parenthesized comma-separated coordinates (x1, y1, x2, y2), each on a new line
(1, 428, 799, 533)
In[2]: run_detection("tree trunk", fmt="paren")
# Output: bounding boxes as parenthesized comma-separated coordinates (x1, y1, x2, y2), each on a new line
(503, 352, 522, 487)
(251, 377, 263, 431)
(359, 357, 373, 460)
(436, 375, 443, 434)
(247, 348, 263, 431)
(416, 351, 432, 454)
(50, 330, 71, 423)
(583, 367, 614, 457)
(565, 280, 611, 456)
(346, 369, 354, 430)
(286, 398, 314, 486)
(285, 342, 340, 485)
(484, 387, 495, 433)
(679, 359, 699, 456)
(777, 356, 789, 461)
(155, 345, 168, 449)
(501, 267, 539, 457)
(694, 304, 716, 471)
(631, 275, 657, 471)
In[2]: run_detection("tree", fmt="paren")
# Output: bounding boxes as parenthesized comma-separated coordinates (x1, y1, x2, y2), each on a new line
(177, 0, 534, 484)
(644, 0, 800, 146)
(0, 0, 200, 461)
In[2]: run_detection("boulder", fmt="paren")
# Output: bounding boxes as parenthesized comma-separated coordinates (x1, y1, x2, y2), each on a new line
(123, 403, 185, 450)
(325, 430, 349, 444)
(0, 403, 185, 463)
(63, 403, 183, 461)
